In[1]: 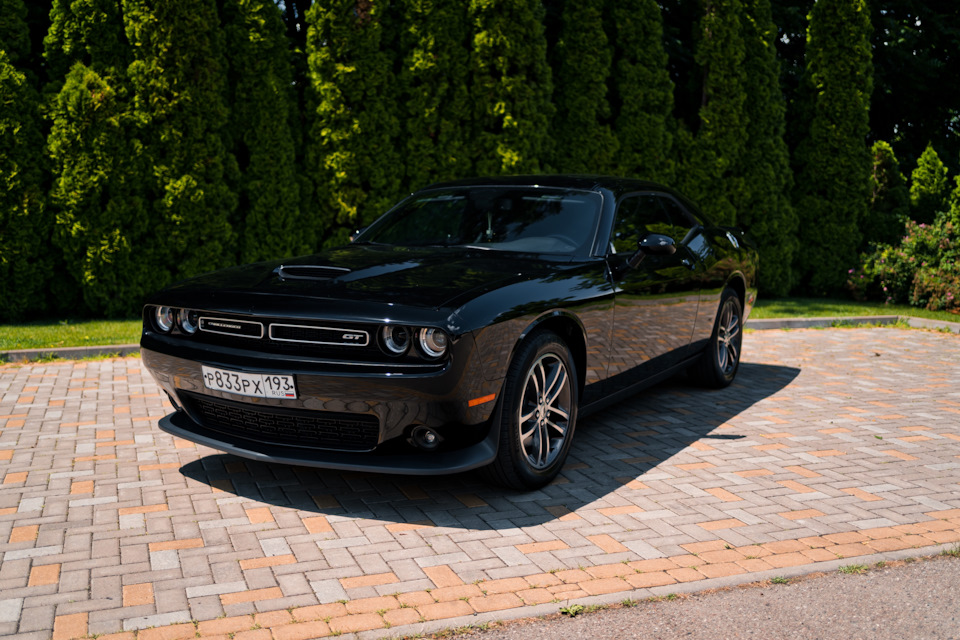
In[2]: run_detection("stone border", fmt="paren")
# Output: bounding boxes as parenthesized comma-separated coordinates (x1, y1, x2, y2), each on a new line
(3, 314, 958, 363)
(47, 511, 960, 640)
(0, 343, 140, 363)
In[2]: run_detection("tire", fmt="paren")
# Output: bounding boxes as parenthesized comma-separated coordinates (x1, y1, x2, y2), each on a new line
(484, 331, 578, 490)
(689, 288, 743, 388)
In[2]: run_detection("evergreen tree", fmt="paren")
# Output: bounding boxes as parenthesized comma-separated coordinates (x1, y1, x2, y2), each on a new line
(863, 140, 908, 247)
(121, 0, 237, 302)
(399, 0, 472, 191)
(468, 0, 553, 176)
(550, 0, 616, 174)
(0, 0, 30, 64)
(736, 0, 797, 296)
(223, 0, 308, 263)
(909, 142, 950, 225)
(47, 63, 153, 316)
(793, 0, 872, 294)
(45, 0, 148, 316)
(674, 0, 748, 226)
(609, 0, 674, 183)
(43, 0, 129, 86)
(306, 0, 404, 247)
(0, 47, 50, 321)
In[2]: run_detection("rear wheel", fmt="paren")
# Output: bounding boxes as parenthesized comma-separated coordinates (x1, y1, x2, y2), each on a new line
(484, 331, 578, 490)
(690, 288, 742, 388)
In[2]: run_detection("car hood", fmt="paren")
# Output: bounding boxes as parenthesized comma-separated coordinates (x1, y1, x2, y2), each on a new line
(159, 244, 567, 311)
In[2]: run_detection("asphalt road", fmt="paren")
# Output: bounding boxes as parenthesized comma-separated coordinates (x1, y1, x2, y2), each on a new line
(437, 554, 960, 640)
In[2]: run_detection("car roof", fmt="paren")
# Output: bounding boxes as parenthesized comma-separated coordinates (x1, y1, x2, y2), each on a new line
(421, 174, 672, 198)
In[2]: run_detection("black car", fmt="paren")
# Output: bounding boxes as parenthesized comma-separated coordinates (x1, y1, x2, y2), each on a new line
(140, 176, 758, 490)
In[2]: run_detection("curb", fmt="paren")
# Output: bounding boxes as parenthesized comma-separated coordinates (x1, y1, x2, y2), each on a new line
(359, 542, 958, 640)
(2, 315, 958, 363)
(0, 343, 140, 363)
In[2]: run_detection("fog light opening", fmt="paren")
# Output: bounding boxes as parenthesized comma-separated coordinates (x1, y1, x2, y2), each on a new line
(409, 425, 442, 451)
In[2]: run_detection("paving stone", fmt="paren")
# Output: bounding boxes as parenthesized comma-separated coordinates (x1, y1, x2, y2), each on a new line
(2, 331, 960, 638)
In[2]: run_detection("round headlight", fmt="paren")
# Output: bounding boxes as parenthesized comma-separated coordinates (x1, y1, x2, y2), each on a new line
(154, 306, 175, 333)
(418, 328, 449, 359)
(381, 325, 410, 355)
(179, 309, 199, 334)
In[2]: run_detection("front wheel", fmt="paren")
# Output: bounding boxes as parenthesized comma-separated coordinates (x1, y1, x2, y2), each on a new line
(484, 332, 578, 490)
(689, 288, 743, 388)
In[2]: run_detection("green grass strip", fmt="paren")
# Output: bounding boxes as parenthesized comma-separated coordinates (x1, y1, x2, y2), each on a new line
(0, 319, 141, 351)
(752, 297, 960, 324)
(2, 297, 957, 351)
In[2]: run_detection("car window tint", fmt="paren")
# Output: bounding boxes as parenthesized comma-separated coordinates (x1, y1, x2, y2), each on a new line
(372, 195, 466, 245)
(659, 197, 697, 232)
(363, 187, 601, 255)
(611, 194, 678, 254)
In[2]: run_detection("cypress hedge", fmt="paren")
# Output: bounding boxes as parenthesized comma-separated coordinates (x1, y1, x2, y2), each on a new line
(550, 0, 616, 174)
(468, 0, 553, 175)
(45, 0, 143, 317)
(675, 0, 748, 226)
(793, 0, 873, 294)
(399, 0, 473, 191)
(0, 47, 50, 321)
(737, 0, 798, 296)
(8, 0, 953, 319)
(110, 0, 237, 313)
(224, 0, 309, 263)
(306, 0, 404, 247)
(610, 0, 674, 183)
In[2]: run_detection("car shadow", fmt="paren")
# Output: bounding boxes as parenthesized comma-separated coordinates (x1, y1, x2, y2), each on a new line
(177, 361, 799, 530)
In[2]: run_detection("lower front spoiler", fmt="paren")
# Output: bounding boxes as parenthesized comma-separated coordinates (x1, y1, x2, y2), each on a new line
(158, 410, 499, 476)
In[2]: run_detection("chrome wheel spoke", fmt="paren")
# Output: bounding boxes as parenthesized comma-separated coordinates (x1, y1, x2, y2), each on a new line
(726, 316, 740, 338)
(517, 352, 572, 470)
(545, 368, 567, 405)
(546, 419, 565, 436)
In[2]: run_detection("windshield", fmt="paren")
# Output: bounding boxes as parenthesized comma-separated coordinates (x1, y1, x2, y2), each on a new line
(357, 186, 602, 256)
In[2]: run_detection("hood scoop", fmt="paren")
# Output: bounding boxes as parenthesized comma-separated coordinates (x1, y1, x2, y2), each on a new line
(276, 265, 351, 281)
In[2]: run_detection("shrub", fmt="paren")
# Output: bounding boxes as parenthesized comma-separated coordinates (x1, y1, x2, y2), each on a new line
(850, 220, 959, 313)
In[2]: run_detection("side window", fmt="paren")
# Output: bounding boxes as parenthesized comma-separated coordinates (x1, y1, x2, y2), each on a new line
(611, 194, 681, 254)
(659, 197, 697, 238)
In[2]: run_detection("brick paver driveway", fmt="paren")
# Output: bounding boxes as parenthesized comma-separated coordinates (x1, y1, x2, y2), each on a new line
(2, 328, 960, 640)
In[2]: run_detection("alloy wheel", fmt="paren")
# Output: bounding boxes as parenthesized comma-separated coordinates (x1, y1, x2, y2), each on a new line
(517, 353, 572, 470)
(716, 298, 741, 376)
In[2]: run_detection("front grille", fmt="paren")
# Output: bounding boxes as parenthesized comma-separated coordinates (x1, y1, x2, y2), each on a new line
(181, 391, 380, 452)
(269, 324, 370, 346)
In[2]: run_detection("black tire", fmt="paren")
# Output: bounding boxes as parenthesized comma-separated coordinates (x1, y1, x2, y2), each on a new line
(483, 331, 578, 491)
(689, 288, 743, 388)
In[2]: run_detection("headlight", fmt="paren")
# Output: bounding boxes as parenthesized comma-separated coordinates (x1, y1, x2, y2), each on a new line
(418, 328, 448, 359)
(179, 309, 199, 334)
(154, 306, 175, 332)
(381, 325, 410, 355)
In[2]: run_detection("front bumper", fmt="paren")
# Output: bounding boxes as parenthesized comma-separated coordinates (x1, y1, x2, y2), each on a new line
(140, 334, 504, 474)
(157, 409, 499, 474)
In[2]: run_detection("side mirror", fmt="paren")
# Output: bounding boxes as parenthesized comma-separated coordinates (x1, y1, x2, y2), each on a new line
(627, 233, 676, 269)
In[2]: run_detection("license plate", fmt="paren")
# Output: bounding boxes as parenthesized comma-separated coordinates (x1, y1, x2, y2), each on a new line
(201, 366, 297, 399)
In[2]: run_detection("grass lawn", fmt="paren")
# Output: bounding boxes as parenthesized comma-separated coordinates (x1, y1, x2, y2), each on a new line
(0, 318, 141, 351)
(1, 298, 958, 352)
(752, 297, 960, 324)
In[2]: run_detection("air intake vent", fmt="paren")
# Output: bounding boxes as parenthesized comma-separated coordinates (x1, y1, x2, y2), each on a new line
(276, 265, 351, 280)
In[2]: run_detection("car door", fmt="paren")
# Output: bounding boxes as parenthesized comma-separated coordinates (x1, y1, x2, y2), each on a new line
(604, 192, 702, 391)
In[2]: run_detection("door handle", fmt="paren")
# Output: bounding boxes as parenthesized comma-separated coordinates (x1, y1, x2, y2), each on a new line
(681, 258, 696, 270)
